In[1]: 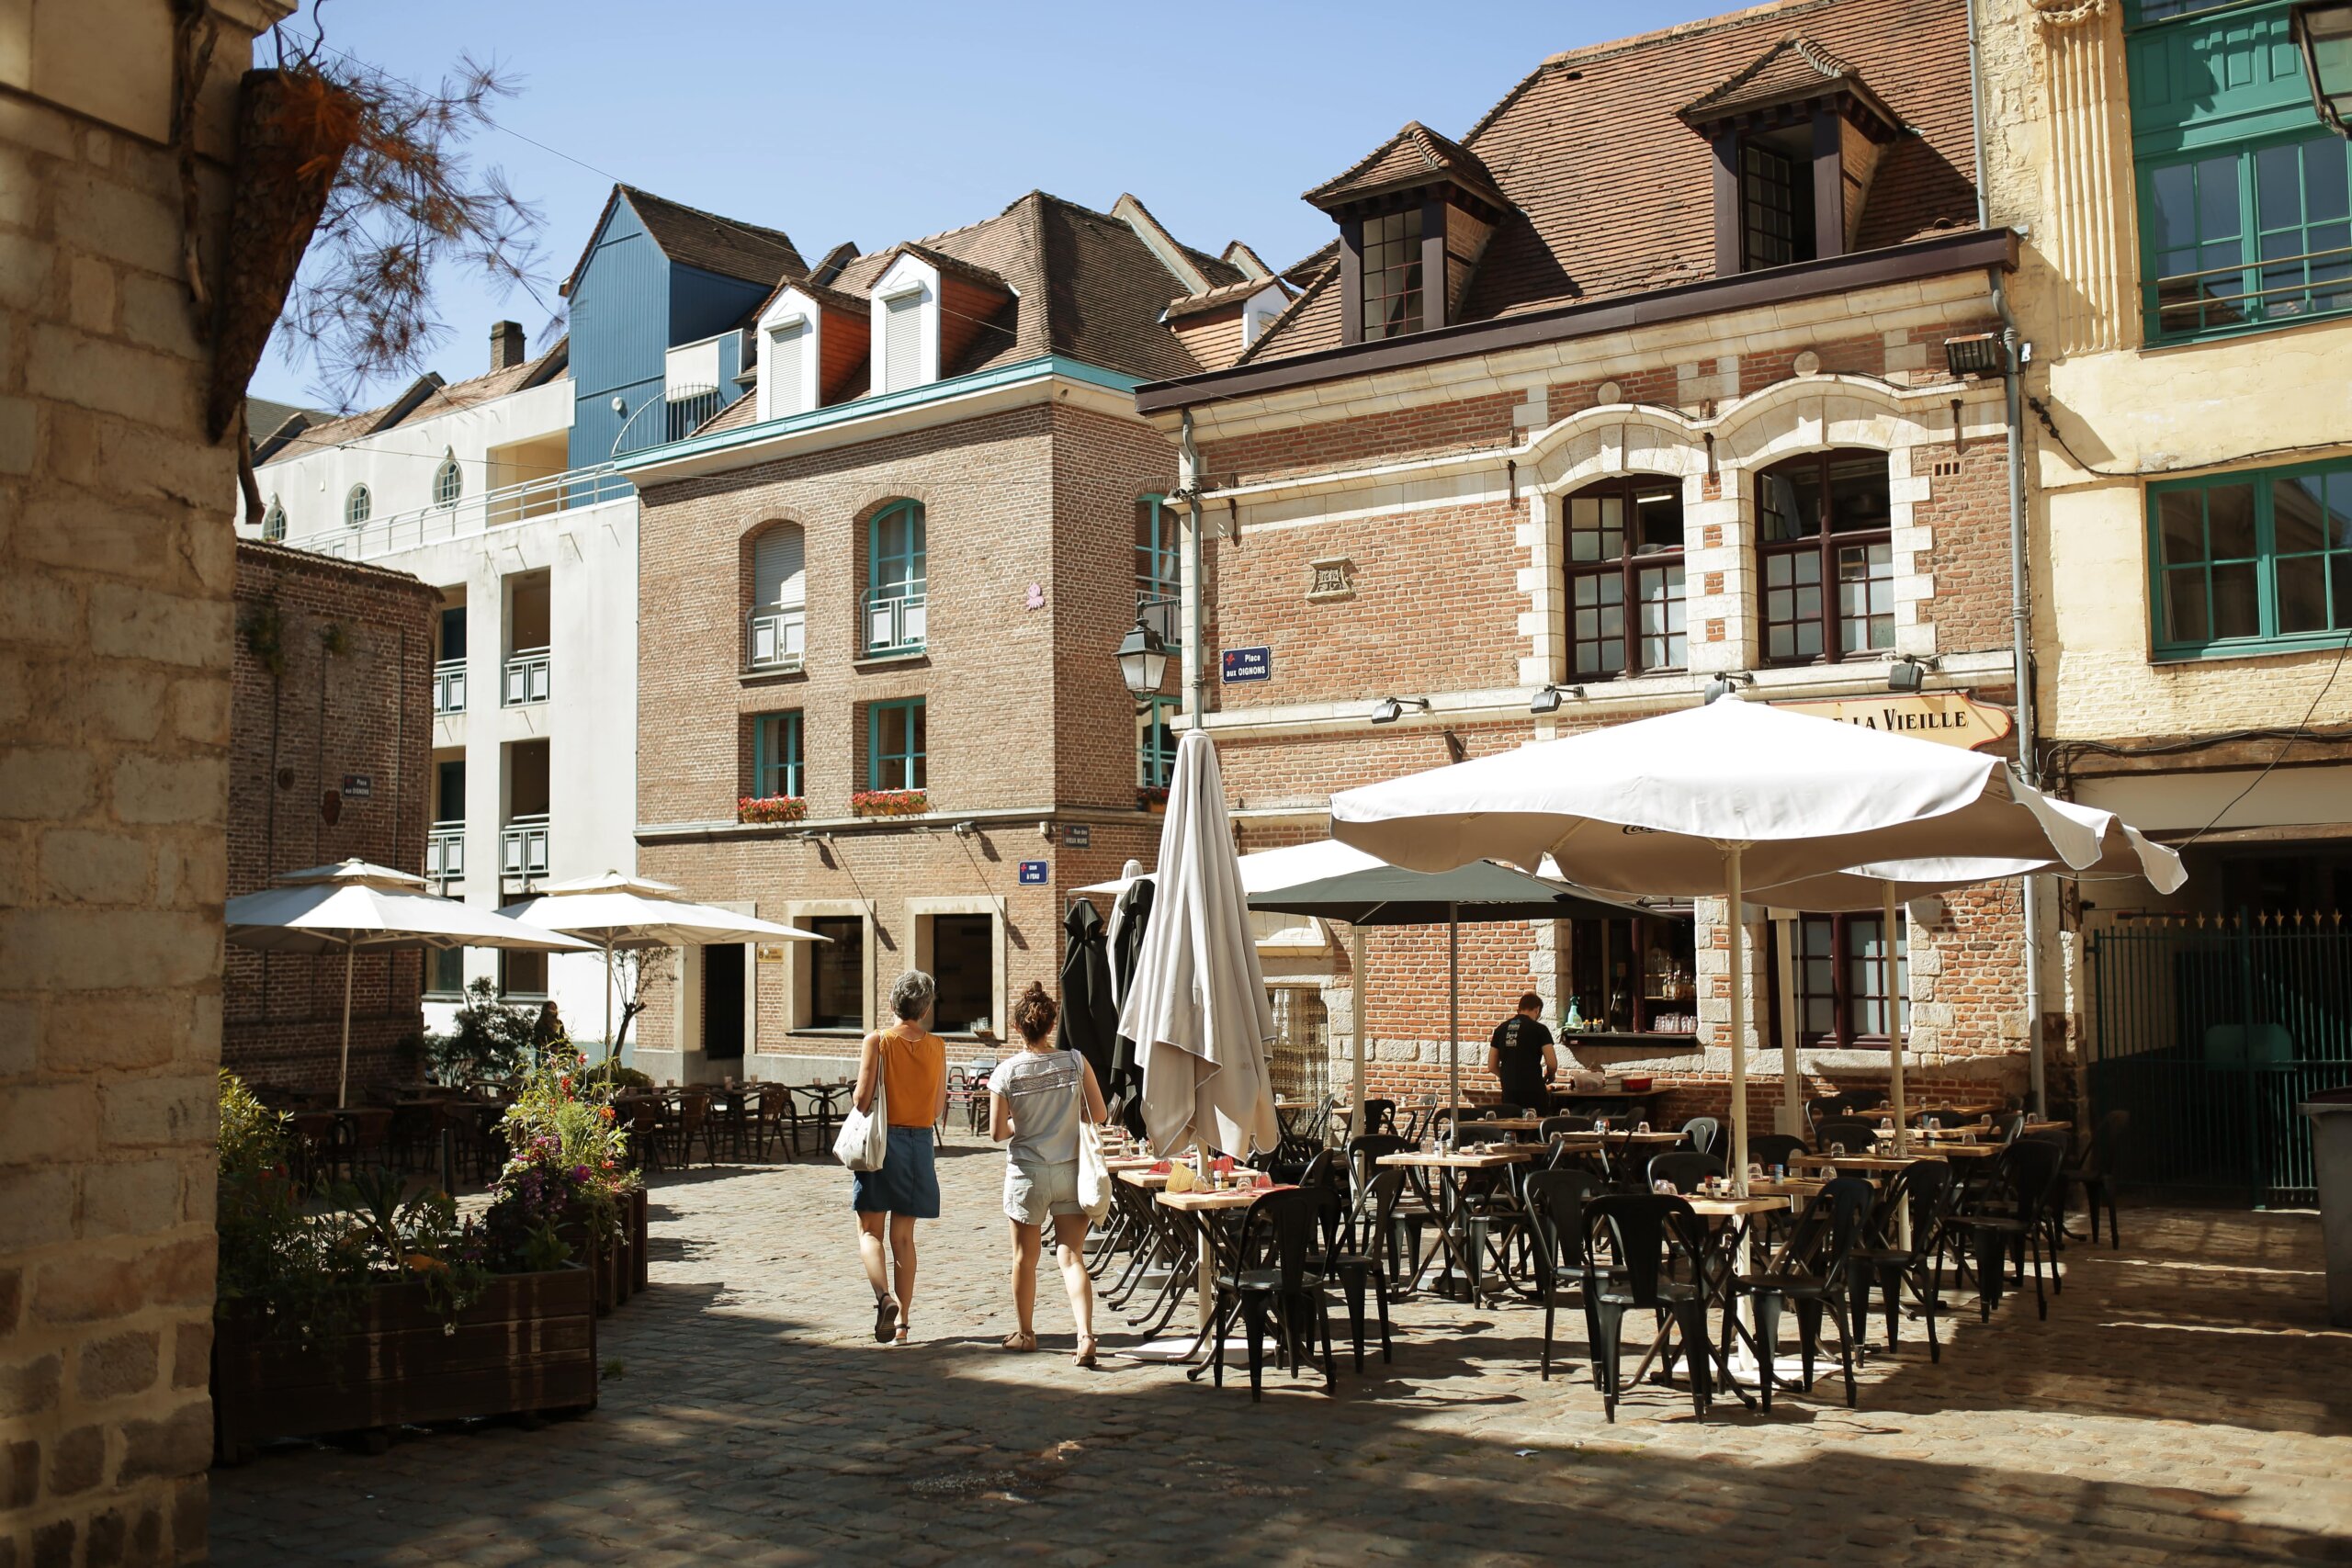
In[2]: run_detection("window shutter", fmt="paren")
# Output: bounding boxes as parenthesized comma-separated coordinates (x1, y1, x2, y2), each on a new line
(767, 320, 808, 414)
(753, 526, 805, 608)
(882, 292, 922, 392)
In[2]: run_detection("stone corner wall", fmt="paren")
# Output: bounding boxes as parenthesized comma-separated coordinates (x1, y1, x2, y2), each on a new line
(1, 5, 276, 1560)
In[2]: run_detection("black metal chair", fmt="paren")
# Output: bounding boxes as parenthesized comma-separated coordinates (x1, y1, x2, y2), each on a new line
(1646, 1150, 1725, 1195)
(1735, 1176, 1874, 1410)
(1540, 1113, 1597, 1136)
(1748, 1133, 1811, 1172)
(1323, 1168, 1409, 1371)
(1356, 1098, 1399, 1137)
(1962, 1137, 2065, 1321)
(2061, 1109, 2128, 1247)
(1815, 1117, 1883, 1156)
(1205, 1187, 1337, 1402)
(1847, 1158, 1957, 1359)
(1522, 1168, 1602, 1381)
(1578, 1192, 1717, 1422)
(1679, 1115, 1722, 1157)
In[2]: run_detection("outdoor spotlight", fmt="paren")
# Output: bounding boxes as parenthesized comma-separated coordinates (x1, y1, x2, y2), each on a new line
(1887, 656, 1925, 693)
(2294, 1, 2352, 134)
(1702, 672, 1753, 704)
(1942, 332, 2007, 378)
(1530, 683, 1582, 715)
(1114, 618, 1170, 695)
(1369, 696, 1430, 725)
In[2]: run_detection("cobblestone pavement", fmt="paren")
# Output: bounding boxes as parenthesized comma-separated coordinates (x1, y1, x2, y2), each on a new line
(211, 1139, 2352, 1566)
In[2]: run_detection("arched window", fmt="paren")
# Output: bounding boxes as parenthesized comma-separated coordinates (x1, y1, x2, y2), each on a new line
(1756, 449, 1894, 664)
(434, 452, 462, 508)
(345, 483, 372, 528)
(1564, 475, 1686, 679)
(865, 500, 927, 656)
(261, 498, 287, 542)
(747, 523, 807, 671)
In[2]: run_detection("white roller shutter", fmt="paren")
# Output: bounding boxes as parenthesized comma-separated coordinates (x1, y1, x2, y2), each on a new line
(881, 292, 922, 393)
(766, 320, 808, 416)
(752, 525, 805, 608)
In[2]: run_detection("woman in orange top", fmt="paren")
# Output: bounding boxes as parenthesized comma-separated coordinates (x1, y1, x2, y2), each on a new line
(852, 969, 948, 1346)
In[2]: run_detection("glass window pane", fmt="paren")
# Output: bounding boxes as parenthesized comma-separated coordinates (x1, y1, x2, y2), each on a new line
(2309, 135, 2350, 224)
(1826, 453, 1892, 534)
(2211, 561, 2259, 638)
(2335, 558, 2352, 632)
(2276, 478, 2328, 555)
(2206, 483, 2257, 558)
(1758, 469, 1819, 541)
(2165, 568, 2211, 643)
(2197, 154, 2241, 244)
(1633, 485, 1683, 553)
(2258, 142, 2303, 231)
(2278, 556, 2327, 633)
(2158, 491, 2206, 564)
(2150, 162, 2197, 251)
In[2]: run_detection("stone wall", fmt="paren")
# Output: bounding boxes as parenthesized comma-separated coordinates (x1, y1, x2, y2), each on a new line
(224, 542, 438, 1098)
(1, 3, 281, 1562)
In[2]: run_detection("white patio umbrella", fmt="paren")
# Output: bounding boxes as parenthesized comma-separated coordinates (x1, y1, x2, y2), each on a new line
(1330, 697, 2109, 1191)
(225, 860, 595, 1108)
(1751, 810, 2186, 1144)
(498, 871, 826, 1059)
(1116, 729, 1280, 1156)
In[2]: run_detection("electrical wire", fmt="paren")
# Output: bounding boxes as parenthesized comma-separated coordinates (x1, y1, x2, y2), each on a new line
(2176, 626, 2352, 848)
(2027, 394, 2352, 480)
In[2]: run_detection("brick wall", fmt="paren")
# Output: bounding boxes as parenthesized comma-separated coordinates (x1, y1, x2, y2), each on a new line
(223, 542, 438, 1097)
(0, 6, 279, 1559)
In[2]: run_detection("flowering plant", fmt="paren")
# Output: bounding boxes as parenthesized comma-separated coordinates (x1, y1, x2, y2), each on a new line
(485, 1048, 640, 1266)
(850, 788, 927, 817)
(738, 795, 808, 825)
(1136, 785, 1170, 810)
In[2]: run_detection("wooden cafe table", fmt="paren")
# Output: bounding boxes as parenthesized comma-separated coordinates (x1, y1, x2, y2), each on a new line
(1377, 1145, 1535, 1303)
(1120, 1168, 1286, 1362)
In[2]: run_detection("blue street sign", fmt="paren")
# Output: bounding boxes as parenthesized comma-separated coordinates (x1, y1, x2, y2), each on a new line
(1222, 647, 1272, 682)
(1018, 861, 1048, 885)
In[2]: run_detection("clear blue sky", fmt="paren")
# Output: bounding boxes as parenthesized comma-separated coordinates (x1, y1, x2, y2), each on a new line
(252, 0, 1731, 410)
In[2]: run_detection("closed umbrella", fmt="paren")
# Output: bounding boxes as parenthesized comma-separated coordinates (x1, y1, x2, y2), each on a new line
(225, 860, 594, 1107)
(1057, 898, 1119, 1087)
(498, 870, 825, 1060)
(1331, 698, 2109, 1191)
(1116, 729, 1278, 1156)
(1751, 809, 2185, 1143)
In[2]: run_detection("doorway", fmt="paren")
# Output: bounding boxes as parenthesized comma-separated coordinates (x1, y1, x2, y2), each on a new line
(702, 944, 745, 1062)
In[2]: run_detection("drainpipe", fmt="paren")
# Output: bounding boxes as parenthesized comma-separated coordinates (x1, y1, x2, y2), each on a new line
(1970, 0, 2049, 1117)
(1180, 409, 1207, 731)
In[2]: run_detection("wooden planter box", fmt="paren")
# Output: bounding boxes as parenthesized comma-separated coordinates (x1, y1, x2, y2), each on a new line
(212, 1267, 596, 1462)
(570, 1186, 650, 1315)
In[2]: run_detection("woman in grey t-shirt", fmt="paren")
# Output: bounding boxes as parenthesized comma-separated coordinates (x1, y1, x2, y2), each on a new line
(989, 981, 1108, 1364)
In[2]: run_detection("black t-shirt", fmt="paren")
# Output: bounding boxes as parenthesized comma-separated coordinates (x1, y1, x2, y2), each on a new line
(1489, 1014, 1555, 1104)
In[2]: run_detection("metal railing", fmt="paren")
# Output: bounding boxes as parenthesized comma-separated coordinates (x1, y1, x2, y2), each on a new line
(862, 582, 927, 657)
(2146, 243, 2352, 337)
(432, 658, 467, 716)
(500, 815, 550, 883)
(2086, 909, 2352, 1205)
(284, 463, 631, 563)
(747, 604, 806, 672)
(1136, 586, 1182, 649)
(502, 647, 550, 707)
(426, 821, 465, 884)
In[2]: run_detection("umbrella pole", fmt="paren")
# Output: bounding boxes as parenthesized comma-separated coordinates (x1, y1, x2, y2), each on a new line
(1883, 883, 1907, 1156)
(1351, 925, 1367, 1119)
(605, 940, 616, 1065)
(1447, 901, 1460, 1147)
(337, 943, 356, 1111)
(1726, 849, 1749, 1195)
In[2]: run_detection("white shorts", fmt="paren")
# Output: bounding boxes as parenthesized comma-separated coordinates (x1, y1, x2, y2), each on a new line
(1004, 1157, 1082, 1225)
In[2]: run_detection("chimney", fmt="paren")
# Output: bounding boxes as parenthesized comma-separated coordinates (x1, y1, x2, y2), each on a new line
(489, 320, 526, 372)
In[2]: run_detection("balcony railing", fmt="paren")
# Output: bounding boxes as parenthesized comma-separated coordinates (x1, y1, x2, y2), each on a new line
(502, 647, 550, 707)
(432, 658, 467, 715)
(426, 820, 465, 885)
(2147, 243, 2352, 338)
(1136, 586, 1182, 649)
(862, 582, 927, 658)
(747, 603, 806, 672)
(500, 815, 549, 884)
(283, 463, 632, 563)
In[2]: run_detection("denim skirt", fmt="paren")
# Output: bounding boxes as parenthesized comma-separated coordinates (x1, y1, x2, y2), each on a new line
(850, 1125, 941, 1218)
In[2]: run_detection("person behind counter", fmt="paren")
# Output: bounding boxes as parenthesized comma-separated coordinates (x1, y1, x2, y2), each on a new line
(1487, 991, 1557, 1112)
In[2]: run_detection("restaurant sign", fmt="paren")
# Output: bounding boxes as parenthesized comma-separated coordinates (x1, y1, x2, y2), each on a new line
(1770, 691, 2013, 751)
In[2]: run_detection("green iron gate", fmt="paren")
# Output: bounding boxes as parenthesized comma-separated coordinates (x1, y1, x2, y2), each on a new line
(2086, 911, 2352, 1205)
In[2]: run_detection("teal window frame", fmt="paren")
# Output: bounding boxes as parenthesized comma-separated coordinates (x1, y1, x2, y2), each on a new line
(867, 697, 927, 792)
(1135, 494, 1183, 651)
(2148, 457, 2352, 658)
(1137, 694, 1179, 790)
(752, 710, 803, 798)
(864, 500, 927, 656)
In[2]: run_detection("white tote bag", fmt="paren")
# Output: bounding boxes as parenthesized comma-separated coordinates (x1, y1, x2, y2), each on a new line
(1073, 1060, 1113, 1222)
(833, 1043, 889, 1172)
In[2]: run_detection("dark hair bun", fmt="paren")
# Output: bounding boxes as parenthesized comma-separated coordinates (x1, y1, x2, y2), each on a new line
(1011, 980, 1058, 1043)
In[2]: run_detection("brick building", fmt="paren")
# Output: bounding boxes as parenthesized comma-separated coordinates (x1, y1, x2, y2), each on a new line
(621, 192, 1286, 1082)
(224, 541, 439, 1097)
(1135, 0, 2046, 1124)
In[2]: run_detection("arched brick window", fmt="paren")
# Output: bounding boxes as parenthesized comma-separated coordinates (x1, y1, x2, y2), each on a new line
(1564, 474, 1686, 680)
(1756, 449, 1894, 664)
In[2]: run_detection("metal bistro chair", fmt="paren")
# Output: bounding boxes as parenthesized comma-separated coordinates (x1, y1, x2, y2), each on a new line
(1356, 1098, 1400, 1137)
(1960, 1136, 2065, 1322)
(1322, 1168, 1410, 1371)
(1522, 1168, 1602, 1381)
(2061, 1109, 2129, 1247)
(1679, 1116, 1722, 1157)
(1734, 1176, 1874, 1410)
(1204, 1186, 1337, 1403)
(1748, 1133, 1811, 1174)
(1815, 1117, 1883, 1156)
(1578, 1193, 1718, 1422)
(1847, 1159, 1957, 1360)
(1646, 1151, 1725, 1195)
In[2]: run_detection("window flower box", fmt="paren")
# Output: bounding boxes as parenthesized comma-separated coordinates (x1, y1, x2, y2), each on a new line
(851, 789, 927, 818)
(737, 795, 808, 826)
(1137, 786, 1170, 812)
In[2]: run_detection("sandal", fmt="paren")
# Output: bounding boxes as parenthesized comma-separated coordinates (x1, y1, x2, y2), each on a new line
(895, 1322, 910, 1345)
(1074, 1337, 1100, 1369)
(873, 1294, 899, 1345)
(999, 1330, 1037, 1353)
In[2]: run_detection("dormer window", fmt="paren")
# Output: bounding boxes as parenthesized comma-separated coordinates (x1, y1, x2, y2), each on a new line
(753, 281, 868, 421)
(878, 289, 925, 394)
(1305, 121, 1514, 347)
(861, 245, 1012, 397)
(1679, 37, 1903, 277)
